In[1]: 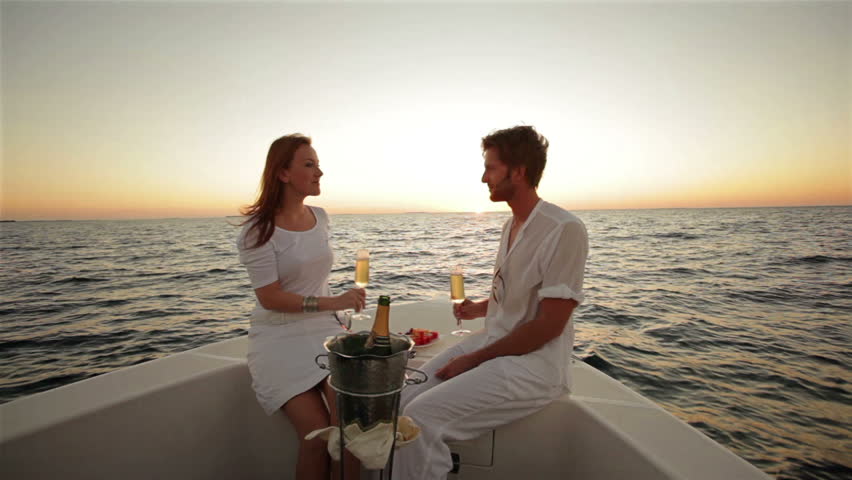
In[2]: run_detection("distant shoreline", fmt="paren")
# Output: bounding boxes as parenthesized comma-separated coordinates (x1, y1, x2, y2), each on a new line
(2, 204, 849, 223)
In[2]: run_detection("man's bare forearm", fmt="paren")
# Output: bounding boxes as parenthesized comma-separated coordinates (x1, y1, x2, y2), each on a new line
(469, 298, 576, 365)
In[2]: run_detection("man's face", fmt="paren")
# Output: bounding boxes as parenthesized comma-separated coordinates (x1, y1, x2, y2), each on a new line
(481, 148, 515, 202)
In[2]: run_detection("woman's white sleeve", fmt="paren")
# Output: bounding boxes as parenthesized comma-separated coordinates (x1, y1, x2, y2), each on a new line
(237, 231, 278, 289)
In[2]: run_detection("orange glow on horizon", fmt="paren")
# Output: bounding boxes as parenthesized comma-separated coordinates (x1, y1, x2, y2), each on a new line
(2, 184, 849, 221)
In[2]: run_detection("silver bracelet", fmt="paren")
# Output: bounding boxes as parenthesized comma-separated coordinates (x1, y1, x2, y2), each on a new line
(302, 295, 319, 313)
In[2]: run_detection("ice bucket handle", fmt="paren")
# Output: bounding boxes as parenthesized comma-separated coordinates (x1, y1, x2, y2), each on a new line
(315, 354, 329, 370)
(404, 367, 428, 385)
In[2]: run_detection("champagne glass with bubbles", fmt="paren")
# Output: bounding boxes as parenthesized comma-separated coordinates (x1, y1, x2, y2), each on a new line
(351, 249, 371, 324)
(450, 265, 470, 336)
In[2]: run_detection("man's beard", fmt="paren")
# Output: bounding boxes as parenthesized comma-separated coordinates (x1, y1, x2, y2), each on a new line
(489, 175, 515, 202)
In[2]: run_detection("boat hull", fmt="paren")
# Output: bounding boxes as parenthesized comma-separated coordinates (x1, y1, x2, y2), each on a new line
(0, 299, 770, 479)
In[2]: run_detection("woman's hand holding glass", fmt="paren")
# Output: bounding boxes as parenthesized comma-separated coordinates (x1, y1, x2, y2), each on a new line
(336, 288, 366, 313)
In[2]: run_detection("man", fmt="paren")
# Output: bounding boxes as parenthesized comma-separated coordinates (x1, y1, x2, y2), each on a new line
(393, 126, 589, 480)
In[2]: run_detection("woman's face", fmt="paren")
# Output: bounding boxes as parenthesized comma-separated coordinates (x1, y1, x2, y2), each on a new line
(280, 144, 323, 197)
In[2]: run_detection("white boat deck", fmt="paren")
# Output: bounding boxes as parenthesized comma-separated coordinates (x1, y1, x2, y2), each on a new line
(0, 299, 770, 479)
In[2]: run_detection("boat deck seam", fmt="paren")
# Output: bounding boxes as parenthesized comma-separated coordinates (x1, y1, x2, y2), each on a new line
(189, 352, 246, 363)
(571, 395, 661, 410)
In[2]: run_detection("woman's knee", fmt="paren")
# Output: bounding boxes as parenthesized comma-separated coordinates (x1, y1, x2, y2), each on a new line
(292, 415, 331, 442)
(283, 388, 332, 438)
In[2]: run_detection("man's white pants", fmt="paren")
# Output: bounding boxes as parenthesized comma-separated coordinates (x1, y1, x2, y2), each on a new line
(392, 332, 563, 480)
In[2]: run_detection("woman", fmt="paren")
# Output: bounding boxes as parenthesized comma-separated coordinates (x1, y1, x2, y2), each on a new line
(237, 134, 363, 479)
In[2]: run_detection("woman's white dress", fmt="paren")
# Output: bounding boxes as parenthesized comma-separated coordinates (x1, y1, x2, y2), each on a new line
(236, 206, 346, 415)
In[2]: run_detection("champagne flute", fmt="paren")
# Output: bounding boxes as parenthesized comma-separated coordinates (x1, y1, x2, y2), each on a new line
(351, 249, 371, 324)
(450, 265, 470, 336)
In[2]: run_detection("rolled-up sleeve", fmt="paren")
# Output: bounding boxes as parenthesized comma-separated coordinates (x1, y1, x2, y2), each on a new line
(237, 228, 279, 289)
(537, 221, 588, 304)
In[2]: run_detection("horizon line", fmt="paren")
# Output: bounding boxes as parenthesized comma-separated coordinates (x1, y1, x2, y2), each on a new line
(2, 203, 849, 222)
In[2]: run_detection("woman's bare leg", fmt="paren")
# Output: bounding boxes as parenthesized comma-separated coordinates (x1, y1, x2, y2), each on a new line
(282, 385, 332, 480)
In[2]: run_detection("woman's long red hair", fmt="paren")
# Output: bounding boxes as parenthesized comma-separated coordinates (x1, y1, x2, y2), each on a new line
(240, 134, 312, 248)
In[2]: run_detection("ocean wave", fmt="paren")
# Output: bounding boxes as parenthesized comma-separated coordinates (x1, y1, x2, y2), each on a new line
(0, 305, 63, 316)
(777, 457, 852, 480)
(650, 232, 703, 240)
(212, 293, 243, 300)
(778, 255, 852, 266)
(0, 372, 95, 403)
(807, 354, 843, 366)
(610, 341, 662, 356)
(657, 267, 714, 276)
(188, 318, 215, 325)
(580, 352, 615, 373)
(94, 299, 132, 307)
(377, 274, 418, 283)
(726, 288, 796, 303)
(1, 329, 138, 351)
(169, 272, 209, 281)
(2, 245, 42, 251)
(130, 308, 187, 320)
(2, 207, 850, 480)
(51, 276, 110, 284)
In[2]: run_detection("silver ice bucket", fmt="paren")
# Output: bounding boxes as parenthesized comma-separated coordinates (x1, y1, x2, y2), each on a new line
(316, 331, 427, 431)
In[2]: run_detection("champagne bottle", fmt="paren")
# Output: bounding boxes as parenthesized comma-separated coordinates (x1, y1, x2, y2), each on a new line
(365, 295, 392, 355)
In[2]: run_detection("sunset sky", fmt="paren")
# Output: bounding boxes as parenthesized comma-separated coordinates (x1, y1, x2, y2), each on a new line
(2, 1, 850, 220)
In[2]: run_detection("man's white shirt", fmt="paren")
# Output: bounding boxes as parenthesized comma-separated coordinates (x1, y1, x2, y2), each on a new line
(483, 200, 589, 389)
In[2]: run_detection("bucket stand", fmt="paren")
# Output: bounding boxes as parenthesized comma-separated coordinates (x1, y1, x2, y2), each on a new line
(316, 354, 428, 480)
